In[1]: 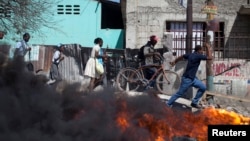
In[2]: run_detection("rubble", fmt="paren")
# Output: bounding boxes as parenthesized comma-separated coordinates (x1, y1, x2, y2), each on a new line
(213, 97, 250, 117)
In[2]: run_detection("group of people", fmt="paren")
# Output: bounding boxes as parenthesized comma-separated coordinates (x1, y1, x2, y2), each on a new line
(11, 32, 65, 85)
(78, 35, 213, 109)
(136, 35, 213, 109)
(6, 32, 213, 108)
(8, 32, 106, 90)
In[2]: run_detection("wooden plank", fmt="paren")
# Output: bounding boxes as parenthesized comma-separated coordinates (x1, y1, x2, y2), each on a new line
(205, 91, 250, 103)
(158, 94, 200, 112)
(158, 94, 192, 106)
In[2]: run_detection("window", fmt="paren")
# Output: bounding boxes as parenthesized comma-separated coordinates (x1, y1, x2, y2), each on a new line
(101, 2, 123, 29)
(166, 21, 225, 58)
(0, 4, 11, 18)
(57, 5, 80, 15)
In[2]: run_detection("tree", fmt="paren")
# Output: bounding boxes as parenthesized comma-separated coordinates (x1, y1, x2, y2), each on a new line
(0, 0, 60, 37)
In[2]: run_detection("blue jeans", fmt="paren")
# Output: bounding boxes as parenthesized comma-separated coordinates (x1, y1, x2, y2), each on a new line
(144, 67, 156, 90)
(167, 76, 206, 106)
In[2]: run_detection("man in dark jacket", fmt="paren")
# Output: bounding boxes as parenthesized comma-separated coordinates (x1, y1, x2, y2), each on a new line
(166, 43, 213, 108)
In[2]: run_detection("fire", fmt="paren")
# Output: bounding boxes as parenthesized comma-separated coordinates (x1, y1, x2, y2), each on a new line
(116, 98, 130, 131)
(138, 113, 172, 141)
(116, 112, 130, 131)
(2, 54, 250, 141)
(202, 108, 250, 125)
(115, 103, 250, 141)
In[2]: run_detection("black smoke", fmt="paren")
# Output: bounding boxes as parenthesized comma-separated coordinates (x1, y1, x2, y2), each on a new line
(0, 54, 172, 141)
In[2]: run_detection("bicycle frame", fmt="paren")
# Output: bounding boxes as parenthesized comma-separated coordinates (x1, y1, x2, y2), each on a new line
(116, 54, 181, 95)
(136, 63, 171, 86)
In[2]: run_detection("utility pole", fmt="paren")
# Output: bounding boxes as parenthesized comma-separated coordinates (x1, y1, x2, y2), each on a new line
(186, 0, 193, 54)
(202, 0, 218, 104)
(185, 0, 193, 99)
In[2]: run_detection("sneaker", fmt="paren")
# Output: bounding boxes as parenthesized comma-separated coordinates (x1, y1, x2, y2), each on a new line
(167, 104, 172, 108)
(47, 79, 56, 85)
(190, 103, 202, 109)
(166, 102, 173, 108)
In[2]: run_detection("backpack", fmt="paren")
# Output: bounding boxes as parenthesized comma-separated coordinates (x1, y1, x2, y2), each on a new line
(137, 45, 145, 61)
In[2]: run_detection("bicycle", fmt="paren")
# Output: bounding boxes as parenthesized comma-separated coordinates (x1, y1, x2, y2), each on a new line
(116, 54, 181, 95)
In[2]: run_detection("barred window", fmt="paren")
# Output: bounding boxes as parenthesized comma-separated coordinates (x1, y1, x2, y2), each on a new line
(166, 21, 225, 59)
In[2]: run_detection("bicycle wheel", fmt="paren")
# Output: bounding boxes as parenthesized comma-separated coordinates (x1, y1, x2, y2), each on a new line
(116, 68, 141, 92)
(156, 70, 181, 95)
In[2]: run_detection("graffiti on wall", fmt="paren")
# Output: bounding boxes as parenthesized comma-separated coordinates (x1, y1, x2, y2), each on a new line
(212, 60, 250, 96)
(212, 61, 242, 77)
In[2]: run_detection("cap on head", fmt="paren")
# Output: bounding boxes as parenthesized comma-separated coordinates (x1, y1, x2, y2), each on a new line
(150, 35, 159, 42)
(57, 43, 65, 51)
(58, 43, 63, 48)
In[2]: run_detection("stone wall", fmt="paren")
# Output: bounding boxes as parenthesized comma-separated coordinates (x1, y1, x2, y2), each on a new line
(171, 59, 250, 98)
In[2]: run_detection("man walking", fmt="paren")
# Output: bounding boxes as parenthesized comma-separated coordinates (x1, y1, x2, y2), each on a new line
(14, 33, 34, 71)
(14, 33, 31, 59)
(166, 43, 213, 108)
(48, 44, 65, 84)
(143, 35, 161, 89)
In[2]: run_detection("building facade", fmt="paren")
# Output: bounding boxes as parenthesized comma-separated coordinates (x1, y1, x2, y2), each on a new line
(1, 0, 124, 49)
(121, 0, 250, 97)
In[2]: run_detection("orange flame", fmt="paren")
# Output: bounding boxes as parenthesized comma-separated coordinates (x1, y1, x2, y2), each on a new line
(115, 106, 250, 141)
(116, 112, 130, 131)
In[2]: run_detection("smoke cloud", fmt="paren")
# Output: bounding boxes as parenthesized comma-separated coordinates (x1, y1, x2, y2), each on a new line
(0, 54, 172, 141)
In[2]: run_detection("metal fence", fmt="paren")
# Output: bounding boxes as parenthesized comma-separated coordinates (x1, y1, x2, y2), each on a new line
(171, 34, 250, 60)
(223, 36, 250, 59)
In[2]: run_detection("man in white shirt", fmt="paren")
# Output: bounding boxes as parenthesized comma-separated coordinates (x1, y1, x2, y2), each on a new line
(13, 33, 34, 72)
(14, 33, 31, 59)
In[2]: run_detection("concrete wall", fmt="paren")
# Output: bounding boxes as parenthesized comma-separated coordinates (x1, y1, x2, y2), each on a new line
(171, 59, 250, 98)
(123, 0, 249, 49)
(212, 59, 250, 97)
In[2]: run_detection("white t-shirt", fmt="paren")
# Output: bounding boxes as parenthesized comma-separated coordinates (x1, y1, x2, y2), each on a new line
(52, 50, 61, 64)
(15, 40, 29, 57)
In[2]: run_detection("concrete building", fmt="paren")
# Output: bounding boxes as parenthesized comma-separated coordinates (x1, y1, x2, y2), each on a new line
(121, 0, 250, 98)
